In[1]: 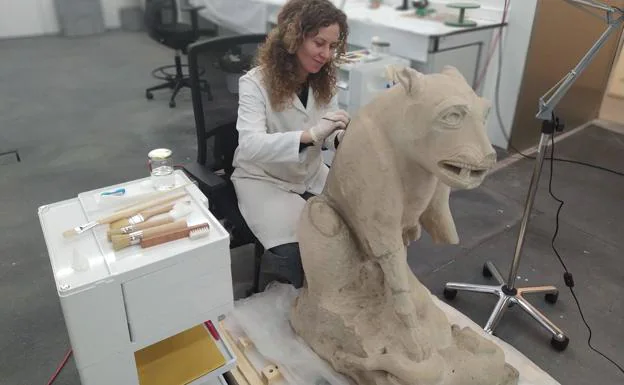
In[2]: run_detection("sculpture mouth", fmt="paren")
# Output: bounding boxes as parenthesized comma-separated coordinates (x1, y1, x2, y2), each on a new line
(439, 160, 489, 182)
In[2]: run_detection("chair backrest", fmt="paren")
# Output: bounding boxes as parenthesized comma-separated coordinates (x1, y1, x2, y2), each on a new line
(144, 0, 178, 40)
(187, 34, 268, 174)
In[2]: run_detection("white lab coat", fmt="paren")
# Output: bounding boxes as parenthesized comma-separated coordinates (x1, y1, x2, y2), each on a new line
(230, 67, 340, 249)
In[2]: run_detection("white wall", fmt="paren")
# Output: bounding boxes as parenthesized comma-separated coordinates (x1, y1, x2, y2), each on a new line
(0, 0, 141, 39)
(479, 0, 539, 149)
(102, 0, 142, 29)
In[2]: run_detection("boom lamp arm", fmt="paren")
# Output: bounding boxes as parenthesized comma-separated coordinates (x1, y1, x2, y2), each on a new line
(536, 0, 624, 121)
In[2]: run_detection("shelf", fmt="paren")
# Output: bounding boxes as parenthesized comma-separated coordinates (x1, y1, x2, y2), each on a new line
(134, 322, 236, 385)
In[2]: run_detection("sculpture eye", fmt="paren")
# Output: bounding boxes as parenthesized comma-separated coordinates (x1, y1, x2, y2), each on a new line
(440, 107, 466, 128)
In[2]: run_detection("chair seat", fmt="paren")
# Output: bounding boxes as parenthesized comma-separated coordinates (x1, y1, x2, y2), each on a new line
(156, 23, 197, 50)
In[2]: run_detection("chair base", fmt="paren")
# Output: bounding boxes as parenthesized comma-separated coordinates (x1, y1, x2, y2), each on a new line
(443, 261, 570, 351)
(145, 51, 212, 108)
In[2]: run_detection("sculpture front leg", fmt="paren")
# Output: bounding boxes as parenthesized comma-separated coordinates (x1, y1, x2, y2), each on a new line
(377, 247, 431, 361)
(378, 249, 415, 327)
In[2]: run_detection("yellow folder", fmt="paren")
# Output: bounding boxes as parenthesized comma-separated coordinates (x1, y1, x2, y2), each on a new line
(135, 324, 226, 385)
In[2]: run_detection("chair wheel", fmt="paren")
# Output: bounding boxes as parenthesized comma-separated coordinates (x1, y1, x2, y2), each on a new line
(443, 288, 458, 300)
(551, 336, 569, 351)
(545, 292, 559, 304)
(482, 263, 492, 278)
(146, 91, 153, 100)
(169, 100, 176, 108)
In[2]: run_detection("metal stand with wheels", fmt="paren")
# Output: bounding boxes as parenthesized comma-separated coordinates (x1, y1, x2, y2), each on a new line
(445, 118, 569, 351)
(443, 0, 623, 352)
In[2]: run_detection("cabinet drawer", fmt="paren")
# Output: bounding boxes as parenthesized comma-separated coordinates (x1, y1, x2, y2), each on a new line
(122, 250, 233, 347)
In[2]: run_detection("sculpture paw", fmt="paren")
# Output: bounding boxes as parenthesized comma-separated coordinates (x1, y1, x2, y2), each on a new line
(334, 350, 371, 371)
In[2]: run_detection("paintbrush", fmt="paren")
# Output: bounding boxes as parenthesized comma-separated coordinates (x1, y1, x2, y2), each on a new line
(62, 190, 187, 238)
(106, 200, 193, 240)
(139, 222, 210, 249)
(108, 195, 192, 230)
(110, 219, 189, 251)
(322, 116, 351, 129)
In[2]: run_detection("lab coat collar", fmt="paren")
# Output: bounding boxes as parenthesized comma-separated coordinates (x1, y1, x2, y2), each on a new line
(292, 85, 314, 116)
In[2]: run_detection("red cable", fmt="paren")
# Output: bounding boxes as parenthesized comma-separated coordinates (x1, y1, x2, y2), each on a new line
(474, 0, 510, 90)
(45, 348, 73, 385)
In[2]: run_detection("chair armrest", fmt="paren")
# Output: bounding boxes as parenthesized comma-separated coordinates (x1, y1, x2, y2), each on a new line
(181, 6, 205, 36)
(182, 163, 227, 193)
(180, 6, 205, 12)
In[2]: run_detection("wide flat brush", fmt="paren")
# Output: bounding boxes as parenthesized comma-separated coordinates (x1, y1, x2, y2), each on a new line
(110, 219, 188, 251)
(140, 223, 210, 249)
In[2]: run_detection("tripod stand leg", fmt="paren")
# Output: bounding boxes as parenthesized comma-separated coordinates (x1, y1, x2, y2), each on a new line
(517, 285, 558, 295)
(484, 295, 511, 334)
(515, 295, 567, 342)
(445, 282, 500, 294)
(484, 261, 506, 284)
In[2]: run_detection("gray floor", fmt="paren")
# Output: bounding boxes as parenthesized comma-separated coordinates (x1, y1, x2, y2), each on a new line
(1, 31, 622, 385)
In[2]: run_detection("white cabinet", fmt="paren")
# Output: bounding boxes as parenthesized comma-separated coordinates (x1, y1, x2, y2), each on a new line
(38, 171, 237, 385)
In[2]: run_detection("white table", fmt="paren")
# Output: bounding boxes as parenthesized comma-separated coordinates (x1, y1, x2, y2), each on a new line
(190, 0, 505, 90)
(38, 171, 237, 385)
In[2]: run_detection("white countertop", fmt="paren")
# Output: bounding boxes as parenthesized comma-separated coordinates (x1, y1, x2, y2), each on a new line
(254, 0, 504, 37)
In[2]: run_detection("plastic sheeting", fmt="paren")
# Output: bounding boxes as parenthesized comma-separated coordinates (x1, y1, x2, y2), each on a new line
(223, 283, 561, 385)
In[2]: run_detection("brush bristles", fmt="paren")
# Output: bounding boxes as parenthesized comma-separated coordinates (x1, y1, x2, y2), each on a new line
(107, 228, 124, 241)
(189, 226, 210, 240)
(110, 234, 132, 251)
(63, 229, 78, 238)
(109, 218, 130, 230)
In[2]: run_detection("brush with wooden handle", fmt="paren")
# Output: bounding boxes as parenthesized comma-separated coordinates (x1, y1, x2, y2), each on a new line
(106, 200, 193, 240)
(62, 190, 188, 238)
(140, 223, 210, 249)
(110, 219, 188, 251)
(108, 201, 176, 230)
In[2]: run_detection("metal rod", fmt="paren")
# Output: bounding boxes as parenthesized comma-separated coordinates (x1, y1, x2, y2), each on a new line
(564, 0, 618, 13)
(506, 133, 551, 288)
(537, 15, 623, 120)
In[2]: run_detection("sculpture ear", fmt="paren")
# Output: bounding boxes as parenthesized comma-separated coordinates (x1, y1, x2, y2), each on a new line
(385, 65, 423, 95)
(441, 65, 467, 82)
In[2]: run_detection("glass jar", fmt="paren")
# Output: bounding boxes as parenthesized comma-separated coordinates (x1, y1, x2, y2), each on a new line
(371, 36, 390, 57)
(148, 148, 175, 191)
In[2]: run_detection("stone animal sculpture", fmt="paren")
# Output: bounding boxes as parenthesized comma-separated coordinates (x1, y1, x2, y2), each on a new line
(290, 66, 519, 385)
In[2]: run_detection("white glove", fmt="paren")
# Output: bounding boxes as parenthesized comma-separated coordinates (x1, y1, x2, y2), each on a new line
(324, 129, 346, 151)
(309, 110, 350, 145)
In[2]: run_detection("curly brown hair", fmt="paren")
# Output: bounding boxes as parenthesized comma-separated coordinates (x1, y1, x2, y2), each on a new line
(255, 0, 349, 111)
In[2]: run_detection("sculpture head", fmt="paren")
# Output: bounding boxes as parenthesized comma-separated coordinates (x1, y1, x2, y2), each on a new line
(384, 65, 496, 189)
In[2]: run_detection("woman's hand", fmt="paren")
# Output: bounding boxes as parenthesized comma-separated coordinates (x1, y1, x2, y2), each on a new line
(305, 110, 350, 145)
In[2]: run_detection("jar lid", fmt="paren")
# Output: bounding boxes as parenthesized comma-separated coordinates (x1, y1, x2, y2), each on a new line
(148, 148, 172, 160)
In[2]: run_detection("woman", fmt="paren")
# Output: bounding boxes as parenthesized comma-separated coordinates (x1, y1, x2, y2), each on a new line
(231, 0, 350, 290)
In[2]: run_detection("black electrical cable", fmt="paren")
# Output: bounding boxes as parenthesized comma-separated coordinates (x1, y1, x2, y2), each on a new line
(548, 136, 624, 376)
(494, 0, 624, 178)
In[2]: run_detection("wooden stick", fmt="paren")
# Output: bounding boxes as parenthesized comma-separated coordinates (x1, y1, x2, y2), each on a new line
(97, 190, 187, 225)
(112, 182, 192, 212)
(220, 323, 264, 385)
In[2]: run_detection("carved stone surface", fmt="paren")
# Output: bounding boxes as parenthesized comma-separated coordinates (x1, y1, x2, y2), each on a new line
(290, 66, 519, 385)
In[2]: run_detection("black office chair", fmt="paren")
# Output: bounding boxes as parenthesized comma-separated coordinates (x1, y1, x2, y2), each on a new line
(144, 0, 217, 108)
(181, 34, 268, 295)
